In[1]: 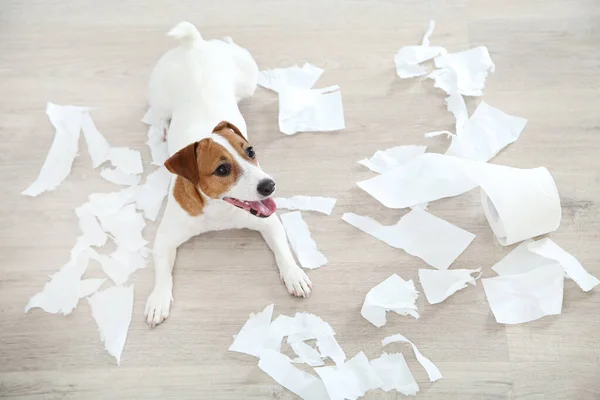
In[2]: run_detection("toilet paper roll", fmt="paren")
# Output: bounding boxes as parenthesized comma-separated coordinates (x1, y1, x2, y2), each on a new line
(477, 167, 561, 246)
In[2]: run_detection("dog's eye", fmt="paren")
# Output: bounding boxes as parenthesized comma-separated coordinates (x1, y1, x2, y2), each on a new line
(245, 146, 255, 159)
(214, 164, 231, 177)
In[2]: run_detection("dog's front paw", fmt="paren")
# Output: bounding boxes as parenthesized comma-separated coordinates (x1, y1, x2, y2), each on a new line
(145, 287, 173, 328)
(280, 267, 312, 298)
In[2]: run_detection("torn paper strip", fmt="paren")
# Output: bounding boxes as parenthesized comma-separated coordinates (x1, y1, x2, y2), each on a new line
(278, 85, 345, 135)
(482, 264, 564, 324)
(370, 352, 419, 396)
(229, 304, 278, 357)
(258, 62, 324, 93)
(418, 268, 481, 304)
(446, 101, 528, 162)
(22, 103, 89, 197)
(25, 250, 90, 315)
(315, 352, 383, 400)
(315, 334, 346, 367)
(290, 341, 324, 367)
(75, 203, 107, 247)
(428, 46, 495, 96)
(88, 187, 136, 217)
(81, 112, 110, 168)
(87, 284, 134, 365)
(361, 274, 419, 327)
(394, 20, 446, 78)
(343, 209, 475, 270)
(89, 246, 147, 286)
(285, 312, 336, 343)
(98, 204, 147, 252)
(107, 147, 143, 175)
(358, 145, 427, 174)
(258, 350, 330, 400)
(274, 196, 337, 215)
(528, 238, 599, 292)
(382, 334, 443, 382)
(280, 211, 327, 269)
(78, 278, 107, 298)
(142, 108, 169, 166)
(492, 239, 561, 276)
(100, 167, 141, 186)
(135, 167, 173, 221)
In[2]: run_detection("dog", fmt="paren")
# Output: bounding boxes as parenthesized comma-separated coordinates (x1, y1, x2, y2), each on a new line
(144, 22, 312, 327)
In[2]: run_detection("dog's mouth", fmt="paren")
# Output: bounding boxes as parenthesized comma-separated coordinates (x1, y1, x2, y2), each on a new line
(223, 197, 277, 218)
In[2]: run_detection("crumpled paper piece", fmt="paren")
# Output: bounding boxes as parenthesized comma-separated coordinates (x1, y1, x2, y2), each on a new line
(361, 274, 419, 327)
(418, 268, 481, 304)
(314, 352, 383, 400)
(370, 352, 419, 396)
(394, 20, 447, 78)
(382, 334, 443, 382)
(258, 62, 324, 93)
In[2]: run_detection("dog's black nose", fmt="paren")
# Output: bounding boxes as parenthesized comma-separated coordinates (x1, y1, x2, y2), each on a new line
(257, 179, 276, 196)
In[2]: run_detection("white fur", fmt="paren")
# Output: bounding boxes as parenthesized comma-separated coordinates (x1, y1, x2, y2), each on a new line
(145, 22, 311, 327)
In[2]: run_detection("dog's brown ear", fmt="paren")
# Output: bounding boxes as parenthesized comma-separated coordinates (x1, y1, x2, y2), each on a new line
(212, 121, 247, 142)
(164, 142, 200, 185)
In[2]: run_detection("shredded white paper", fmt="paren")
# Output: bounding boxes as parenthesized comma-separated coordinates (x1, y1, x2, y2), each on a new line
(418, 268, 481, 304)
(314, 352, 383, 400)
(280, 211, 327, 269)
(382, 334, 443, 382)
(361, 274, 419, 327)
(258, 62, 324, 93)
(358, 145, 427, 174)
(394, 20, 447, 78)
(370, 352, 419, 395)
(274, 196, 337, 215)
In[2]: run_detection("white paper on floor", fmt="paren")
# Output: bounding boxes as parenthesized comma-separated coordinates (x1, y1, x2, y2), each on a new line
(343, 209, 475, 270)
(314, 352, 383, 400)
(278, 85, 345, 135)
(428, 46, 495, 96)
(107, 147, 144, 175)
(274, 196, 337, 215)
(98, 204, 147, 252)
(81, 112, 111, 168)
(492, 239, 561, 276)
(382, 334, 443, 382)
(258, 350, 330, 400)
(78, 278, 107, 298)
(315, 334, 347, 367)
(87, 186, 137, 217)
(258, 62, 324, 93)
(75, 203, 108, 247)
(229, 304, 278, 357)
(89, 247, 148, 286)
(280, 211, 327, 269)
(22, 103, 90, 197)
(370, 352, 419, 396)
(141, 108, 170, 166)
(134, 166, 173, 221)
(25, 249, 91, 315)
(356, 154, 561, 246)
(358, 145, 427, 174)
(100, 167, 141, 186)
(394, 20, 447, 78)
(87, 284, 134, 365)
(361, 274, 419, 327)
(444, 101, 528, 162)
(482, 264, 564, 324)
(528, 238, 599, 292)
(418, 268, 481, 304)
(290, 341, 324, 367)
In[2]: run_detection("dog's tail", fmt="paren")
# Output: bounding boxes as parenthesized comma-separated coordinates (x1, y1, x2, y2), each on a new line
(167, 21, 203, 48)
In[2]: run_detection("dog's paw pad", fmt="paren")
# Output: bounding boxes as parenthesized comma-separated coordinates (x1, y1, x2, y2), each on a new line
(281, 267, 312, 298)
(145, 288, 172, 328)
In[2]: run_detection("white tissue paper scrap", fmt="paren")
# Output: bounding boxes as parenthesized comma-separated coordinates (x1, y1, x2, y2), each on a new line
(285, 312, 336, 343)
(229, 304, 278, 357)
(258, 350, 330, 400)
(75, 203, 107, 247)
(141, 108, 170, 166)
(315, 352, 383, 400)
(358, 145, 427, 174)
(492, 239, 561, 276)
(135, 166, 173, 221)
(88, 187, 137, 217)
(87, 284, 134, 365)
(370, 352, 419, 396)
(343, 209, 475, 270)
(280, 211, 327, 269)
(80, 112, 111, 168)
(22, 103, 89, 197)
(107, 147, 143, 175)
(315, 334, 347, 367)
(446, 101, 528, 162)
(528, 238, 599, 292)
(290, 341, 324, 367)
(100, 167, 141, 186)
(258, 62, 324, 93)
(428, 46, 495, 96)
(418, 268, 481, 304)
(274, 196, 337, 215)
(361, 274, 419, 327)
(78, 278, 107, 298)
(89, 247, 147, 286)
(98, 204, 147, 252)
(394, 20, 447, 78)
(482, 264, 564, 324)
(25, 250, 91, 314)
(382, 334, 443, 382)
(278, 85, 345, 135)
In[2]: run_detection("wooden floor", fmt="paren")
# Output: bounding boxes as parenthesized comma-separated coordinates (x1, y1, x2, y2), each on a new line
(1, 1, 599, 399)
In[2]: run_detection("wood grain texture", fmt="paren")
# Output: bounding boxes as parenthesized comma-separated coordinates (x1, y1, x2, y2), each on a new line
(1, 0, 599, 399)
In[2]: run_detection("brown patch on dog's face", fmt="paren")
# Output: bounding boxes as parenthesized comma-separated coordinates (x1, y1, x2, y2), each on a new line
(165, 138, 242, 215)
(173, 176, 205, 216)
(213, 121, 258, 166)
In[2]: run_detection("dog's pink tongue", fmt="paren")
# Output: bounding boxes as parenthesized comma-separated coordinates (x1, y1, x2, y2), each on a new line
(249, 198, 277, 217)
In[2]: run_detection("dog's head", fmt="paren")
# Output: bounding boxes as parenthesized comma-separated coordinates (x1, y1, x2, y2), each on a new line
(165, 121, 277, 218)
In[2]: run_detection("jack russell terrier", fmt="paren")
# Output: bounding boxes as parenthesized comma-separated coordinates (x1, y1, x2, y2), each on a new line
(144, 22, 312, 327)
